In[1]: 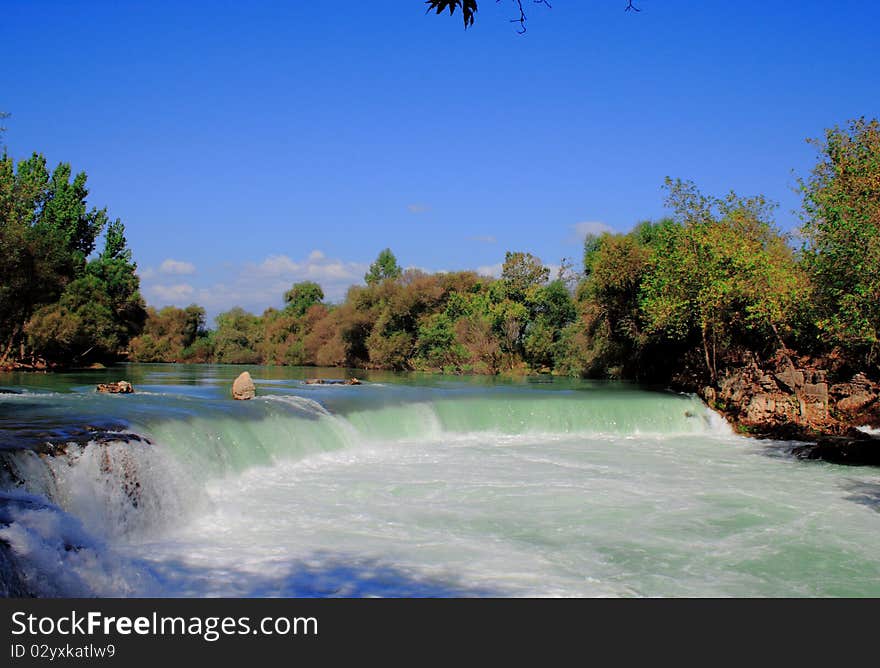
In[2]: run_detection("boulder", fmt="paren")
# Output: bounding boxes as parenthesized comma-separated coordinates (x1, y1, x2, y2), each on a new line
(232, 371, 256, 400)
(96, 381, 134, 394)
(792, 432, 880, 466)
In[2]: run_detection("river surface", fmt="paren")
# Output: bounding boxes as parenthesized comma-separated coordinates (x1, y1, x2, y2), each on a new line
(1, 364, 879, 597)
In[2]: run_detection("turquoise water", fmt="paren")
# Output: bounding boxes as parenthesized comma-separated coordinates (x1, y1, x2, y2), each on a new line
(1, 364, 879, 597)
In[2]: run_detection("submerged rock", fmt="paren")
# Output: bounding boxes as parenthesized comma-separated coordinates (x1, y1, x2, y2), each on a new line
(305, 377, 362, 386)
(96, 381, 134, 394)
(232, 371, 256, 400)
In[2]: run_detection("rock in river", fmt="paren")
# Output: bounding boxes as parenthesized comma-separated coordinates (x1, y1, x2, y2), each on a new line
(96, 381, 134, 394)
(232, 371, 256, 400)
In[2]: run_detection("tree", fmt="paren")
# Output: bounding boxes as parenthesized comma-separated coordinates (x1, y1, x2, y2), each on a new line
(365, 248, 402, 285)
(25, 220, 146, 365)
(213, 307, 263, 364)
(0, 151, 129, 365)
(800, 117, 880, 365)
(87, 220, 147, 347)
(283, 281, 324, 316)
(523, 279, 576, 369)
(500, 251, 549, 302)
(640, 179, 804, 383)
(425, 1, 638, 32)
(0, 111, 9, 147)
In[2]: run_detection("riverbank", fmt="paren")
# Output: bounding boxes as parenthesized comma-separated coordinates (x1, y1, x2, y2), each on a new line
(684, 351, 880, 465)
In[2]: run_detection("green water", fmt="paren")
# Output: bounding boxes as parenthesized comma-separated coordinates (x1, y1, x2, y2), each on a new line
(1, 364, 879, 597)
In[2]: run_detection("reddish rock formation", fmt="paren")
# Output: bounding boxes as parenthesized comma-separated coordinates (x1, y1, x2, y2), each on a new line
(704, 354, 879, 436)
(701, 352, 880, 464)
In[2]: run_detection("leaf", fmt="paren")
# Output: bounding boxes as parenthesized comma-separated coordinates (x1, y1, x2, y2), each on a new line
(425, 0, 477, 28)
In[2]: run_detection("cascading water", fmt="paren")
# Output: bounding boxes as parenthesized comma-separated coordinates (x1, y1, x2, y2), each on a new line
(1, 364, 879, 597)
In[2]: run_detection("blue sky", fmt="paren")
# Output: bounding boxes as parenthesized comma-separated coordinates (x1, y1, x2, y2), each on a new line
(3, 1, 878, 322)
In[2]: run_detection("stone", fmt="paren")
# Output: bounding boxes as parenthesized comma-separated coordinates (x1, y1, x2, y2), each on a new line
(802, 382, 828, 400)
(774, 367, 804, 394)
(96, 381, 134, 394)
(232, 371, 255, 400)
(837, 392, 876, 414)
(792, 434, 880, 466)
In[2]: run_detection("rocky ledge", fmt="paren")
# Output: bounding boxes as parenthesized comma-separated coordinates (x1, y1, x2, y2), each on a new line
(699, 352, 880, 465)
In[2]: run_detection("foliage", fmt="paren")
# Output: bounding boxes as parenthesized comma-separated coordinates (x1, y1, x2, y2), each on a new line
(212, 308, 263, 364)
(799, 117, 880, 365)
(129, 305, 207, 362)
(283, 281, 324, 316)
(0, 150, 144, 365)
(364, 248, 402, 286)
(21, 114, 870, 388)
(425, 0, 478, 29)
(640, 179, 805, 381)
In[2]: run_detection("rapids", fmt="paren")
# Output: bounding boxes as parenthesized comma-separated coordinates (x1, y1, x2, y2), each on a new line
(1, 364, 879, 597)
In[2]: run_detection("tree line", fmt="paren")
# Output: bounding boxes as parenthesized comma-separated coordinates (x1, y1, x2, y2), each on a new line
(130, 117, 880, 384)
(2, 117, 878, 386)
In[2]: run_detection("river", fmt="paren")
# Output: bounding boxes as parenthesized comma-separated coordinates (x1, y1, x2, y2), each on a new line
(1, 364, 879, 597)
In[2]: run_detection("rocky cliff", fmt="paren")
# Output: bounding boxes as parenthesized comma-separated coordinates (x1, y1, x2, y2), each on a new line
(699, 353, 880, 465)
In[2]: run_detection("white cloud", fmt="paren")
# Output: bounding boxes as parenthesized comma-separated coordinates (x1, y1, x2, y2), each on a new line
(469, 235, 497, 244)
(570, 221, 614, 242)
(407, 203, 430, 214)
(142, 251, 371, 321)
(148, 283, 195, 303)
(476, 263, 503, 278)
(255, 255, 299, 276)
(159, 258, 196, 275)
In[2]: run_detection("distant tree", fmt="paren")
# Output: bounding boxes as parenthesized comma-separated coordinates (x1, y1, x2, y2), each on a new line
(0, 111, 9, 147)
(523, 279, 577, 369)
(283, 281, 324, 316)
(365, 248, 402, 285)
(182, 304, 208, 347)
(500, 251, 549, 301)
(130, 304, 209, 362)
(213, 307, 263, 364)
(582, 234, 605, 278)
(799, 117, 880, 366)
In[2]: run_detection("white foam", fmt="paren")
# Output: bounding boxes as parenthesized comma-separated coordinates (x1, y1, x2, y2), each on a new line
(261, 394, 332, 416)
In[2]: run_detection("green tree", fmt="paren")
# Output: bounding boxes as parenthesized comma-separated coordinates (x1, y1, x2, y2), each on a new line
(500, 251, 549, 302)
(523, 279, 577, 369)
(365, 248, 402, 285)
(640, 179, 804, 382)
(0, 152, 129, 365)
(26, 275, 122, 363)
(283, 281, 324, 316)
(800, 117, 880, 365)
(213, 307, 263, 364)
